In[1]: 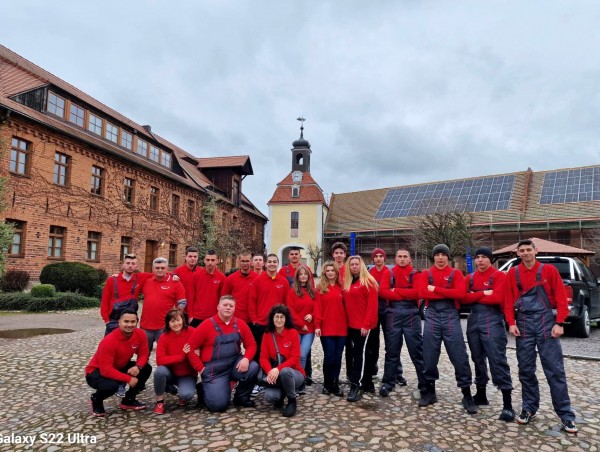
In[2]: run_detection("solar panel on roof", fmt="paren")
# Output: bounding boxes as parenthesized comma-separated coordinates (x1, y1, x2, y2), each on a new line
(374, 175, 516, 219)
(540, 168, 600, 205)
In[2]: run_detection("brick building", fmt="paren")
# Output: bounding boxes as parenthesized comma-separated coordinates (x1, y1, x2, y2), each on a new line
(0, 45, 267, 278)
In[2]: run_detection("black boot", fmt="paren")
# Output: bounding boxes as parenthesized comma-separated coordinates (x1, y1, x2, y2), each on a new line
(282, 397, 297, 417)
(418, 383, 437, 407)
(499, 389, 515, 422)
(347, 384, 362, 402)
(333, 379, 344, 397)
(474, 385, 489, 405)
(274, 394, 285, 409)
(461, 387, 478, 414)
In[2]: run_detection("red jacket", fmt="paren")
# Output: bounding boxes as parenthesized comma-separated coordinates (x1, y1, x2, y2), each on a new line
(463, 266, 506, 307)
(139, 274, 187, 330)
(369, 265, 392, 302)
(189, 269, 227, 321)
(259, 328, 305, 376)
(286, 286, 317, 334)
(156, 327, 197, 377)
(85, 328, 149, 383)
(173, 264, 202, 305)
(100, 272, 152, 322)
(222, 270, 257, 322)
(187, 316, 256, 372)
(418, 265, 466, 309)
(504, 261, 569, 326)
(314, 283, 347, 336)
(379, 265, 421, 302)
(248, 272, 289, 325)
(344, 279, 378, 330)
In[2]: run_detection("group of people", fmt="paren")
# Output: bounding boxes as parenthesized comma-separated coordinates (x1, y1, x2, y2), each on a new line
(85, 239, 577, 434)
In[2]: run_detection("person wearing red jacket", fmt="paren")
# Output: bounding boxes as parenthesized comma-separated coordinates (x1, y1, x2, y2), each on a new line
(173, 246, 202, 307)
(139, 257, 187, 353)
(252, 254, 265, 275)
(100, 253, 152, 335)
(343, 255, 378, 402)
(331, 242, 348, 283)
(260, 304, 305, 417)
(504, 239, 577, 433)
(286, 265, 317, 393)
(315, 261, 346, 397)
(278, 246, 312, 286)
(152, 309, 197, 415)
(188, 250, 226, 327)
(378, 249, 425, 398)
(85, 310, 152, 416)
(187, 295, 258, 412)
(463, 247, 514, 422)
(418, 244, 476, 414)
(223, 250, 257, 323)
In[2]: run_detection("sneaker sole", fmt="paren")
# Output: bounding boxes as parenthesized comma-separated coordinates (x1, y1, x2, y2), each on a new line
(119, 405, 146, 411)
(89, 401, 106, 417)
(517, 413, 537, 424)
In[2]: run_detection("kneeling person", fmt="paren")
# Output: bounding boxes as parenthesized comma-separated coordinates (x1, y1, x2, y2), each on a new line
(85, 310, 152, 416)
(188, 295, 259, 412)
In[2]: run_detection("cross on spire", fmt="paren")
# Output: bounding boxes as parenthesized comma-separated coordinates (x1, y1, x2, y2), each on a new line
(297, 116, 306, 138)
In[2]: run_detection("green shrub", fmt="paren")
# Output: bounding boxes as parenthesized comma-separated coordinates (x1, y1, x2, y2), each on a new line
(0, 292, 32, 310)
(93, 282, 106, 299)
(31, 284, 56, 298)
(1, 270, 31, 292)
(40, 262, 100, 296)
(0, 291, 100, 312)
(96, 268, 109, 284)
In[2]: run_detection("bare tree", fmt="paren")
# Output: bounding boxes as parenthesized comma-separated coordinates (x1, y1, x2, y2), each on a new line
(306, 240, 323, 275)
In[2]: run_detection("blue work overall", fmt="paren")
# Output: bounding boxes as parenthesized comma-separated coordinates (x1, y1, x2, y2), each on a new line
(201, 318, 258, 412)
(466, 275, 512, 390)
(381, 271, 425, 391)
(422, 270, 472, 388)
(514, 265, 574, 421)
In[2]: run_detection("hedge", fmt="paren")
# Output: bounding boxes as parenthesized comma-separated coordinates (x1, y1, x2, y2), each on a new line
(31, 284, 56, 298)
(0, 292, 99, 312)
(40, 262, 100, 296)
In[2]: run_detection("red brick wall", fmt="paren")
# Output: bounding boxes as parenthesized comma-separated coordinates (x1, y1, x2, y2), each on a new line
(0, 116, 265, 279)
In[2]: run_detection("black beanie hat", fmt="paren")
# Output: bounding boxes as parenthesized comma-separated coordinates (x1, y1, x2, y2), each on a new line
(474, 247, 493, 260)
(432, 244, 451, 259)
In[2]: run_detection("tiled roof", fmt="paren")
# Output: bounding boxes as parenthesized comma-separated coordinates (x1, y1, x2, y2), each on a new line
(493, 237, 594, 256)
(268, 171, 327, 205)
(0, 45, 266, 220)
(325, 165, 600, 235)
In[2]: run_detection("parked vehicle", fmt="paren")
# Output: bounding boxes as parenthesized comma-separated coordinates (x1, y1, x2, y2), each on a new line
(499, 256, 600, 338)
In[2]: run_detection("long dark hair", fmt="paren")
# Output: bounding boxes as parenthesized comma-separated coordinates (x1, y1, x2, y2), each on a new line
(292, 265, 316, 299)
(164, 309, 188, 332)
(266, 304, 295, 332)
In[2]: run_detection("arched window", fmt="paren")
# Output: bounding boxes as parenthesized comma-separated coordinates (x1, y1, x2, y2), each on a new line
(292, 186, 300, 198)
(290, 211, 299, 237)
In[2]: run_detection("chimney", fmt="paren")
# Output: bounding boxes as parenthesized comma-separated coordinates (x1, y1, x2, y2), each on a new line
(142, 125, 152, 133)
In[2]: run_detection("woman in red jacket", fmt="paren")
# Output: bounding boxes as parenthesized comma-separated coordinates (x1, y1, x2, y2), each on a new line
(315, 261, 346, 397)
(260, 305, 305, 417)
(286, 265, 316, 393)
(153, 309, 197, 415)
(343, 255, 379, 402)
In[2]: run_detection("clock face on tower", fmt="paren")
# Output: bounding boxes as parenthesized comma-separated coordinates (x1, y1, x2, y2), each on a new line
(291, 171, 303, 182)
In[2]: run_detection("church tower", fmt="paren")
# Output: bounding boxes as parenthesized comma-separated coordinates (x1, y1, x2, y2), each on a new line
(267, 119, 328, 273)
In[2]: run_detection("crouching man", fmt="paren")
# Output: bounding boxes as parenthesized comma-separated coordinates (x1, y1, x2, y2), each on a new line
(188, 295, 259, 412)
(85, 310, 152, 416)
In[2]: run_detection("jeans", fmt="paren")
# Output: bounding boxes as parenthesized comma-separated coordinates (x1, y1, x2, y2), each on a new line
(299, 333, 315, 370)
(153, 365, 197, 402)
(320, 336, 346, 386)
(143, 328, 163, 353)
(264, 367, 305, 401)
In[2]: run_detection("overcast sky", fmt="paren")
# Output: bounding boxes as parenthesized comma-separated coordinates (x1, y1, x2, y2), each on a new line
(2, 1, 600, 216)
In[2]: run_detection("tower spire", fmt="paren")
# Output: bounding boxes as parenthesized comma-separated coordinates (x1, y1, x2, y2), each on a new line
(297, 116, 305, 139)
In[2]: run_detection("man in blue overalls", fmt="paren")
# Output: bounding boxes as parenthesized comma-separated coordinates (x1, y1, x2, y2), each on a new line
(188, 295, 259, 412)
(463, 247, 514, 421)
(418, 244, 477, 414)
(504, 239, 577, 434)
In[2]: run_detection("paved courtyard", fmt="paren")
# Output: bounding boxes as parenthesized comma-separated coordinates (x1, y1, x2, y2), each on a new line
(0, 309, 598, 451)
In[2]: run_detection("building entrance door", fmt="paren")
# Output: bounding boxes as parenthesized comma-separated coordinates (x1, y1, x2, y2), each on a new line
(144, 240, 158, 272)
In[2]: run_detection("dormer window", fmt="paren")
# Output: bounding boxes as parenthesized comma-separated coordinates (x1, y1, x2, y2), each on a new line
(292, 185, 300, 198)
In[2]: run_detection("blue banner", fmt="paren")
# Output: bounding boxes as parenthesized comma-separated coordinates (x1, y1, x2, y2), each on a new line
(350, 232, 356, 256)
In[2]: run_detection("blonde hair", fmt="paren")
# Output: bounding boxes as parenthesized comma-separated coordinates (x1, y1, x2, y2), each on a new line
(343, 255, 378, 291)
(317, 261, 340, 294)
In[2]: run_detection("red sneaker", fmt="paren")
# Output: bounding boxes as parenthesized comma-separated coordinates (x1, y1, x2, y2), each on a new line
(153, 401, 165, 415)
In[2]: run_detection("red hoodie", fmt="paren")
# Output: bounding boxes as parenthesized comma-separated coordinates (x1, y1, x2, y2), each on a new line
(418, 265, 466, 309)
(286, 285, 317, 334)
(222, 270, 257, 323)
(314, 283, 347, 336)
(259, 328, 305, 375)
(344, 278, 378, 330)
(189, 269, 226, 321)
(463, 266, 506, 307)
(156, 327, 197, 377)
(379, 265, 421, 302)
(248, 272, 289, 325)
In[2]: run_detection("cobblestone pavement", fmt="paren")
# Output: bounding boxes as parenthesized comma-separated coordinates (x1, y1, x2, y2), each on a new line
(0, 310, 598, 451)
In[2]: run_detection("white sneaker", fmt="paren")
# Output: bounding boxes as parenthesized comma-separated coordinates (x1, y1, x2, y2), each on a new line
(251, 385, 264, 397)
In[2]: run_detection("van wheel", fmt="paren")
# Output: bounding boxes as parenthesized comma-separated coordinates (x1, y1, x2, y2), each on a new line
(569, 305, 590, 338)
